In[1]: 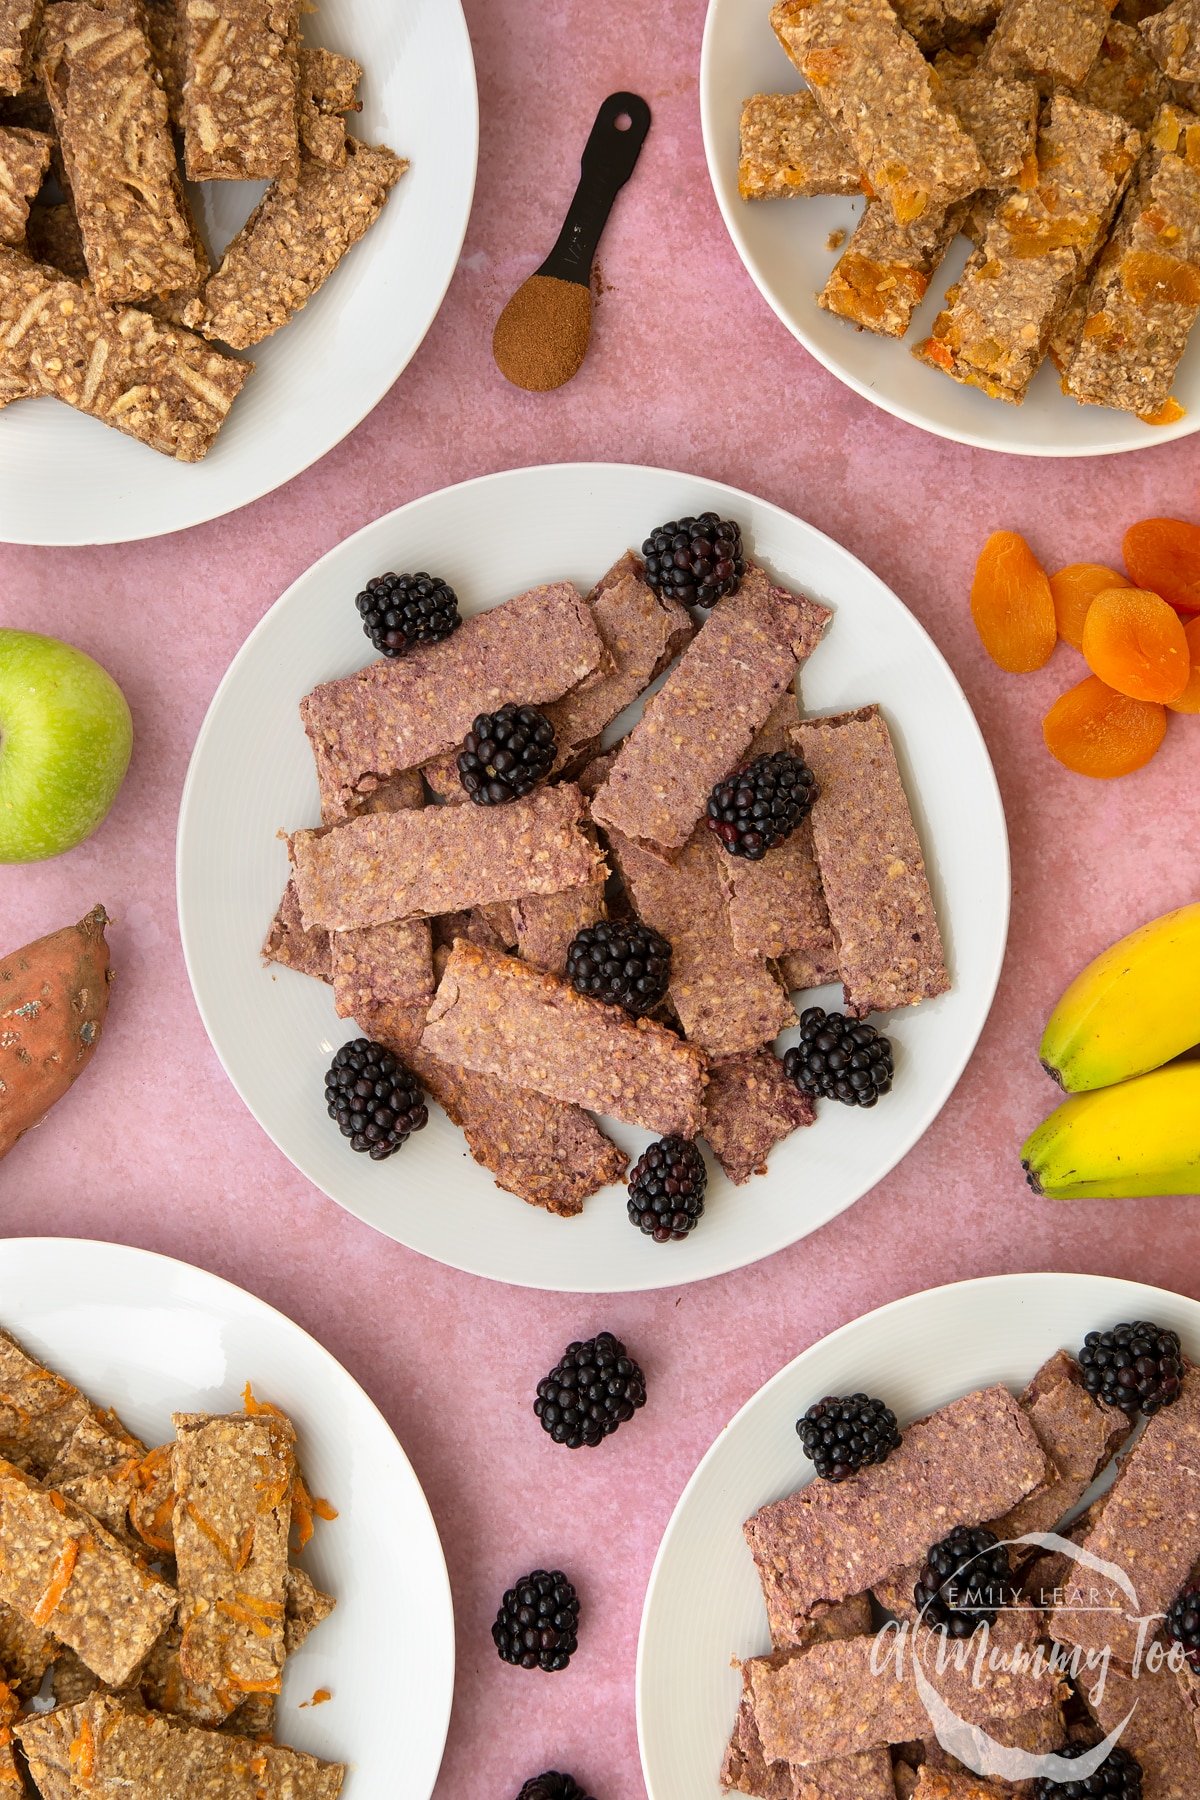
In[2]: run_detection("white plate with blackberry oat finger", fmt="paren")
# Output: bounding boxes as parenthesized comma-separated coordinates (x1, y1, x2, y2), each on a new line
(637, 1272, 1200, 1800)
(177, 461, 1009, 1293)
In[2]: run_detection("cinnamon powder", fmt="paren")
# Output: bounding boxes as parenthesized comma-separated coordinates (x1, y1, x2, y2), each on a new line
(493, 274, 593, 391)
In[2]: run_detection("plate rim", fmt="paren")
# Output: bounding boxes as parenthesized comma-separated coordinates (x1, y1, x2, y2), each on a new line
(635, 1267, 1200, 1795)
(176, 457, 1011, 1293)
(0, 1234, 456, 1799)
(0, 0, 479, 547)
(697, 0, 1198, 460)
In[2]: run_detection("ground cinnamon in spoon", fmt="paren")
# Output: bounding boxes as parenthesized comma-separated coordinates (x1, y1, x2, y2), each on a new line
(493, 274, 593, 391)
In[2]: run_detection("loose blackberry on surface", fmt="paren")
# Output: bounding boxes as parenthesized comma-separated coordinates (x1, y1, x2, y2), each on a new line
(641, 512, 745, 609)
(1032, 1744, 1143, 1799)
(1165, 1582, 1200, 1672)
(493, 1570, 580, 1672)
(534, 1331, 647, 1449)
(564, 919, 671, 1016)
(1077, 1321, 1183, 1416)
(355, 572, 461, 657)
(627, 1137, 707, 1242)
(785, 1008, 894, 1108)
(796, 1393, 901, 1483)
(323, 1039, 428, 1160)
(706, 751, 818, 860)
(515, 1773, 594, 1800)
(458, 703, 556, 805)
(914, 1525, 1017, 1637)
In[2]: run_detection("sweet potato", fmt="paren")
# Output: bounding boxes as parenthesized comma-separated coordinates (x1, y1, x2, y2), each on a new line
(0, 906, 112, 1160)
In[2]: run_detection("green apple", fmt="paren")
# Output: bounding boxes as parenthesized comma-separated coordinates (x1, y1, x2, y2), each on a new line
(0, 628, 133, 862)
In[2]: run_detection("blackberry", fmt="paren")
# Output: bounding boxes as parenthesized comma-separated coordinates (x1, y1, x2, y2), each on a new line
(796, 1394, 901, 1483)
(1032, 1744, 1143, 1799)
(1166, 1582, 1200, 1673)
(565, 919, 671, 1016)
(534, 1331, 647, 1449)
(641, 512, 745, 609)
(324, 1039, 428, 1160)
(627, 1137, 707, 1242)
(355, 571, 460, 657)
(515, 1775, 594, 1800)
(493, 1570, 579, 1672)
(784, 1007, 894, 1108)
(458, 704, 556, 805)
(914, 1526, 1017, 1637)
(706, 752, 818, 860)
(1078, 1321, 1183, 1417)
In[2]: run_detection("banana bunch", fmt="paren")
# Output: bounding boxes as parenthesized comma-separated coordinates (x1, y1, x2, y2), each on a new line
(1023, 903, 1200, 1200)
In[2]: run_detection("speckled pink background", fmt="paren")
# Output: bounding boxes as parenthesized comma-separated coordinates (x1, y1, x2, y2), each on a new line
(2, 2, 1200, 1795)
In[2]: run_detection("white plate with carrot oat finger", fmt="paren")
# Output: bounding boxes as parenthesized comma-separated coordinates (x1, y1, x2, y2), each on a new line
(0, 1236, 454, 1799)
(177, 462, 1009, 1293)
(0, 0, 476, 545)
(702, 0, 1200, 457)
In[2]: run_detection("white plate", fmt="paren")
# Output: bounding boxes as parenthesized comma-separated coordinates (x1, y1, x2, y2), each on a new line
(637, 1271, 1200, 1799)
(176, 461, 1009, 1294)
(700, 0, 1199, 457)
(0, 0, 477, 545)
(0, 1237, 454, 1800)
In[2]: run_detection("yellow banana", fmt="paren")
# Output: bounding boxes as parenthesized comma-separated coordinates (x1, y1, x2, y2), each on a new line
(1040, 902, 1200, 1092)
(1022, 1063, 1200, 1199)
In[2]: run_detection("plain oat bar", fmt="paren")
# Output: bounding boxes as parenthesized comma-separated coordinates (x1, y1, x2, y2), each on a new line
(793, 706, 948, 1018)
(24, 197, 88, 279)
(180, 0, 299, 183)
(38, 0, 199, 305)
(0, 0, 41, 93)
(196, 139, 406, 349)
(701, 1049, 815, 1186)
(299, 45, 361, 168)
(738, 91, 861, 201)
(0, 121, 47, 245)
(420, 940, 708, 1137)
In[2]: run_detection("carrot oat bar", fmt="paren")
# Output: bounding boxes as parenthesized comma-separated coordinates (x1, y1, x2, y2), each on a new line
(0, 1326, 94, 1475)
(0, 246, 250, 458)
(591, 564, 831, 853)
(0, 122, 47, 245)
(793, 706, 948, 1018)
(769, 0, 986, 227)
(916, 97, 1142, 403)
(180, 0, 299, 184)
(0, 1604, 53, 1696)
(0, 0, 41, 93)
(300, 582, 607, 820)
(299, 45, 361, 168)
(744, 1385, 1050, 1634)
(1065, 105, 1200, 417)
(195, 139, 406, 349)
(738, 91, 861, 201)
(291, 784, 602, 932)
(44, 1407, 146, 1543)
(1142, 0, 1200, 78)
(987, 0, 1120, 86)
(0, 1458, 176, 1685)
(701, 1049, 815, 1185)
(18, 1693, 345, 1799)
(420, 941, 708, 1137)
(38, 0, 199, 305)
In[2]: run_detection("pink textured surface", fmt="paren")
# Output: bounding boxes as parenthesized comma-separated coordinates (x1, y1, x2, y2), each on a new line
(2, 2, 1200, 1795)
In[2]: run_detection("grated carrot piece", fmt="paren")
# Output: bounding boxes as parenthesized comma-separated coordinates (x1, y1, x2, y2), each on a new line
(185, 1501, 235, 1563)
(68, 1715, 95, 1783)
(299, 1687, 332, 1708)
(31, 1536, 79, 1626)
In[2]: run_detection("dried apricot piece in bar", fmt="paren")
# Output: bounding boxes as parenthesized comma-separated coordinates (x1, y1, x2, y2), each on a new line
(1081, 587, 1190, 702)
(1169, 616, 1200, 713)
(1123, 517, 1200, 613)
(1043, 674, 1167, 778)
(971, 531, 1057, 673)
(1048, 563, 1130, 650)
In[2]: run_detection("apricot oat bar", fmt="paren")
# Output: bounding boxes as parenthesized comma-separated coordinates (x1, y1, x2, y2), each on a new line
(890, 0, 1001, 45)
(1079, 19, 1168, 128)
(769, 0, 986, 227)
(701, 1049, 814, 1186)
(18, 1693, 345, 1799)
(194, 139, 406, 349)
(793, 706, 947, 1018)
(180, 0, 299, 184)
(986, 0, 1121, 86)
(1141, 0, 1200, 78)
(0, 122, 48, 246)
(299, 46, 362, 169)
(737, 91, 862, 201)
(420, 941, 708, 1137)
(0, 246, 250, 458)
(1065, 105, 1200, 416)
(0, 0, 41, 93)
(590, 564, 830, 852)
(38, 0, 199, 305)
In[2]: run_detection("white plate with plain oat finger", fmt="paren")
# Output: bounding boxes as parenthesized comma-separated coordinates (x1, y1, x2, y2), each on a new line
(0, 0, 476, 545)
(177, 462, 1009, 1294)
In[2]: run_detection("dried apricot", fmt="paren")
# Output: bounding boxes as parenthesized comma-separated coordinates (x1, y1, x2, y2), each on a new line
(1048, 563, 1129, 650)
(970, 531, 1057, 673)
(1168, 617, 1200, 714)
(1043, 675, 1167, 779)
(1081, 587, 1190, 702)
(1123, 518, 1200, 613)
